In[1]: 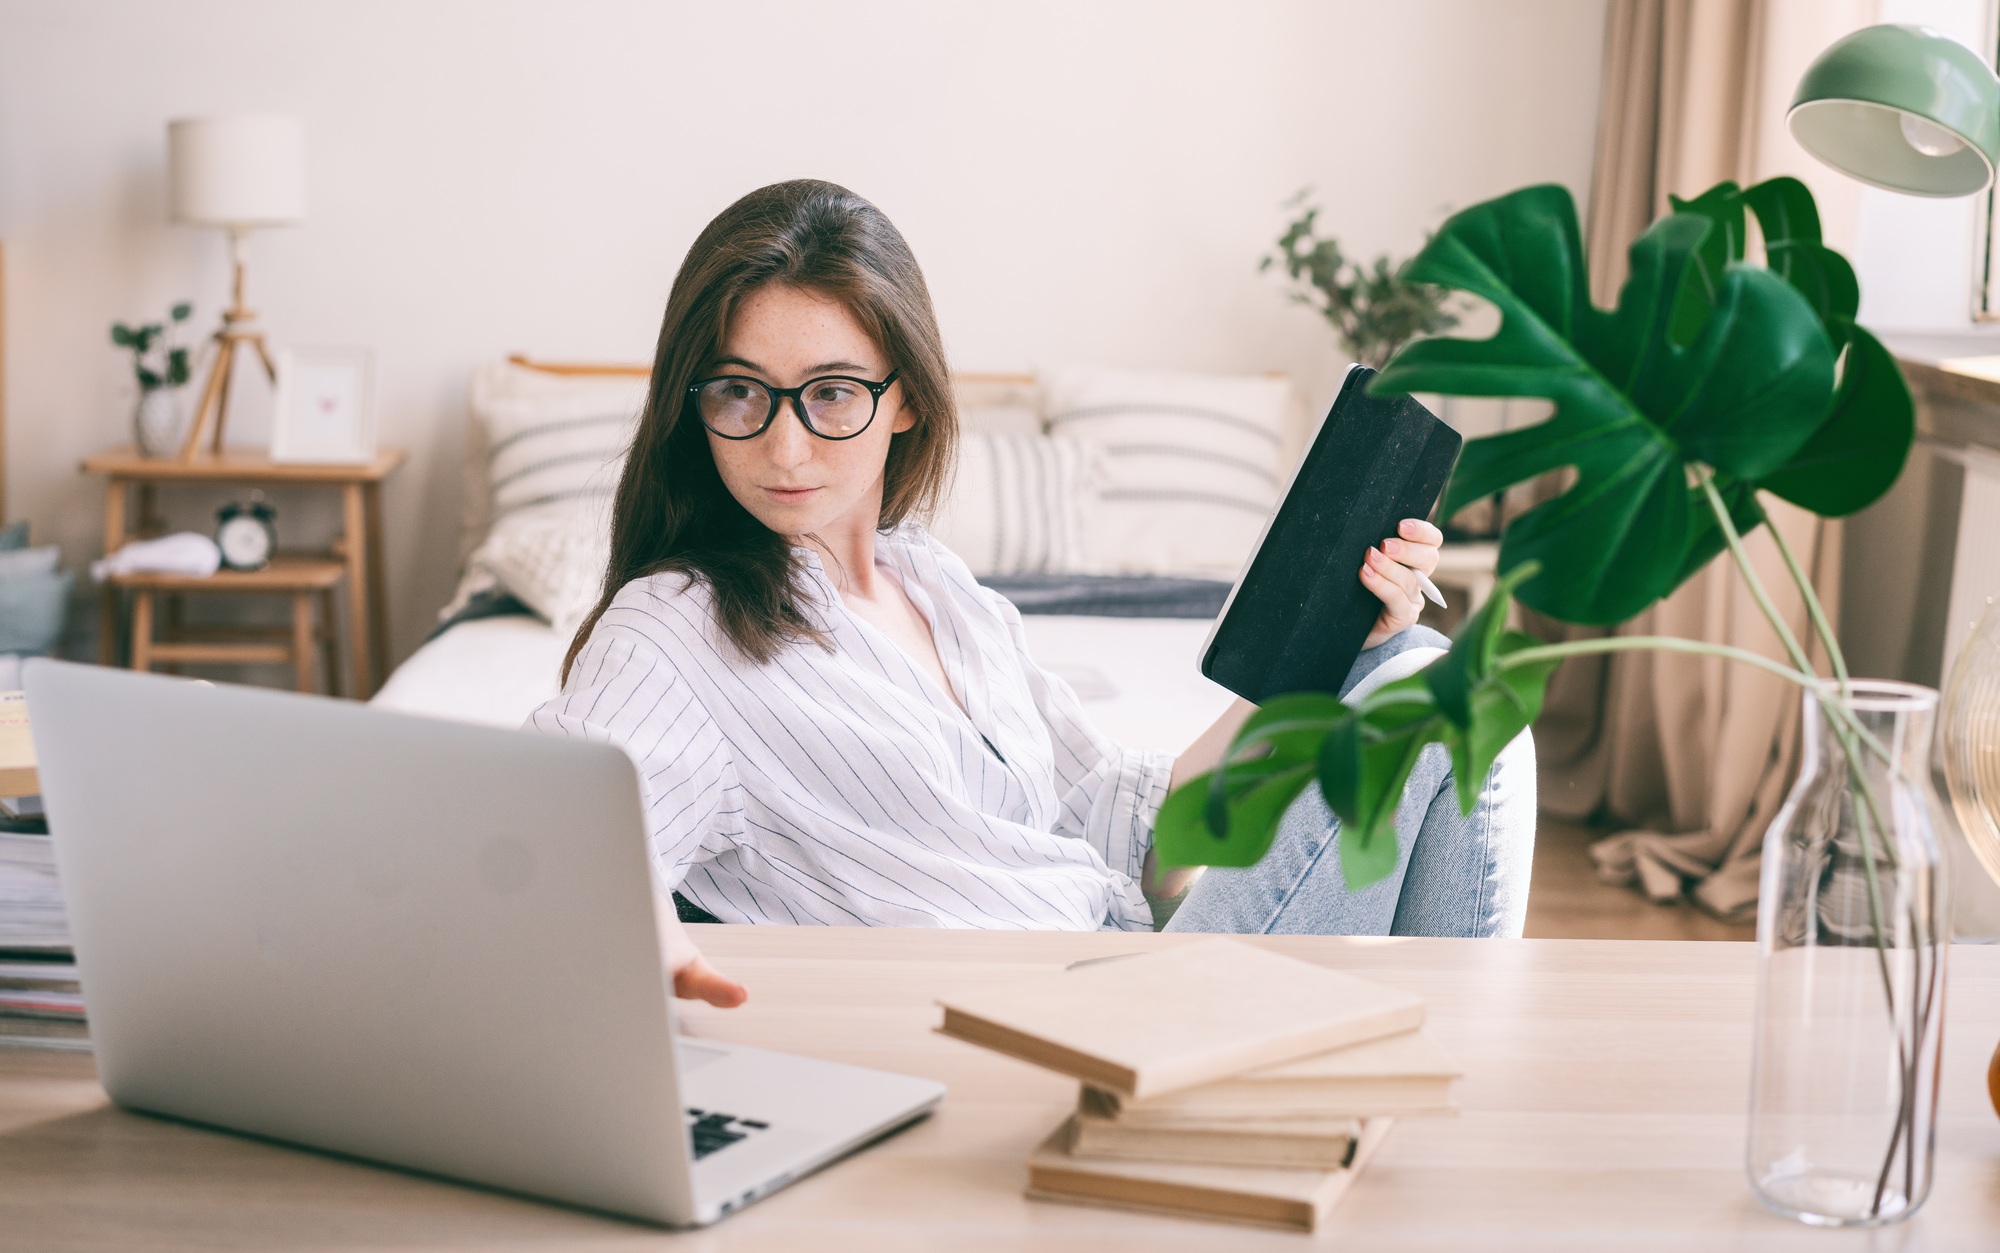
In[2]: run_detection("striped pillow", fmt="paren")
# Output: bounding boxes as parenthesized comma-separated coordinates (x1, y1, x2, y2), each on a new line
(1043, 367, 1294, 578)
(929, 433, 1095, 576)
(441, 364, 646, 623)
(472, 363, 646, 519)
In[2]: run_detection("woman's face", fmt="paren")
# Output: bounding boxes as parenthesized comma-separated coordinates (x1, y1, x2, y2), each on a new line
(702, 282, 912, 542)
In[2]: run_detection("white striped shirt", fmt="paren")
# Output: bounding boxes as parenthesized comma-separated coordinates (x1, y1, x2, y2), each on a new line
(527, 521, 1171, 931)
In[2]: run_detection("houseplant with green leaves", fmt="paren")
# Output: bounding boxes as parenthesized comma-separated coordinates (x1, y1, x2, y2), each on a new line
(1162, 177, 1950, 1225)
(111, 301, 195, 457)
(1262, 192, 1458, 370)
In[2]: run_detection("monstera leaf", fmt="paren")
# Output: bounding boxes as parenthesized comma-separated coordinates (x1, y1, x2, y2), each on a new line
(1151, 178, 1917, 895)
(1155, 567, 1556, 885)
(1663, 177, 1911, 518)
(1371, 179, 1911, 625)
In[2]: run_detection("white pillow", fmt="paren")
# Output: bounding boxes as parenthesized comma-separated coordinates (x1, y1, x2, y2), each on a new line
(442, 363, 646, 622)
(466, 498, 612, 640)
(1042, 367, 1294, 577)
(473, 363, 646, 517)
(929, 433, 1096, 576)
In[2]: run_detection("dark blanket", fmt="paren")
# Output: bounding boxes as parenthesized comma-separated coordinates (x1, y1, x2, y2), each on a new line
(973, 573, 1232, 619)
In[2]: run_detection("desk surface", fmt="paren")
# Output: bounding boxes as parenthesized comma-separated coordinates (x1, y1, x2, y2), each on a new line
(2, 929, 1996, 1251)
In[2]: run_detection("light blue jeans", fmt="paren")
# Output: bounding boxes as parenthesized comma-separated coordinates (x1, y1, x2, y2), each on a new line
(1162, 626, 1537, 938)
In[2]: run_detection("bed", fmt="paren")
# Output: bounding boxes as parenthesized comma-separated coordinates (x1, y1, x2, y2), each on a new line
(369, 360, 1307, 753)
(372, 605, 1236, 754)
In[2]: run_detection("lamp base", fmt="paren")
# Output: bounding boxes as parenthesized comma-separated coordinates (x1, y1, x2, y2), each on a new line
(178, 309, 275, 462)
(179, 229, 277, 462)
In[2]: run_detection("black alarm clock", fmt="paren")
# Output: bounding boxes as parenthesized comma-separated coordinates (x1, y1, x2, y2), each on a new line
(215, 492, 277, 571)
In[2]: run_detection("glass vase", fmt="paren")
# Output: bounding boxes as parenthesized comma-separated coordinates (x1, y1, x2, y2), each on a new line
(1747, 680, 1950, 1227)
(133, 385, 186, 458)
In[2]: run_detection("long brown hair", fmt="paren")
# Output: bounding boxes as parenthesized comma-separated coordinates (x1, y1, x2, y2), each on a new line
(561, 180, 957, 682)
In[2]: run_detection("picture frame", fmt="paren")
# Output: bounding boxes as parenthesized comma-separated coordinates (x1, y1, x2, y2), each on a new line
(272, 346, 376, 464)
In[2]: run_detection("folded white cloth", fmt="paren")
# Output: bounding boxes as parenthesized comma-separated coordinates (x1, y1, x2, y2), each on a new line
(90, 532, 221, 581)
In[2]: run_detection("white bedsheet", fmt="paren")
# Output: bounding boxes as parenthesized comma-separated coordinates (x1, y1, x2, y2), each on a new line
(371, 613, 1235, 755)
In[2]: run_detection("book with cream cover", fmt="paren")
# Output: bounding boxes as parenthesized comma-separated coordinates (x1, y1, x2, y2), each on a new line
(1095, 1028, 1461, 1123)
(1027, 1115, 1393, 1231)
(934, 938, 1423, 1098)
(1072, 1088, 1360, 1168)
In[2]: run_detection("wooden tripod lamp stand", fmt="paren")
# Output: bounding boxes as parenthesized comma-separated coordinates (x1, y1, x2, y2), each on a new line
(166, 116, 305, 462)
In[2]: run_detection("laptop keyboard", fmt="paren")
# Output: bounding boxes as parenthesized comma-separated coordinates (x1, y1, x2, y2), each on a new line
(686, 1107, 768, 1160)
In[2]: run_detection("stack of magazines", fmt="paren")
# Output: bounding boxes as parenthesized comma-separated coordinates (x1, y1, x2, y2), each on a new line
(0, 803, 84, 1050)
(937, 939, 1458, 1232)
(0, 954, 83, 1049)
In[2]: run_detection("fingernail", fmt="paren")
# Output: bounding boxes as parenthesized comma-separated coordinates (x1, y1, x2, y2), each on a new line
(1383, 538, 1401, 556)
(1400, 519, 1421, 537)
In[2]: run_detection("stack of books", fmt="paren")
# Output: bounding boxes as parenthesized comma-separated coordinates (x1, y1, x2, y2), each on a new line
(937, 938, 1457, 1232)
(0, 738, 84, 1050)
(0, 953, 85, 1050)
(0, 825, 65, 951)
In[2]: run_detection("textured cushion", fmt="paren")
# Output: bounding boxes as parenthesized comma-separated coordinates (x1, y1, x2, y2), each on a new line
(0, 546, 60, 581)
(1042, 367, 1293, 577)
(929, 433, 1095, 576)
(467, 499, 612, 639)
(0, 570, 72, 655)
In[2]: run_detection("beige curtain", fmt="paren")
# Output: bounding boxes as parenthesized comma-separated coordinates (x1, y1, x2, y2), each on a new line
(1538, 0, 1874, 921)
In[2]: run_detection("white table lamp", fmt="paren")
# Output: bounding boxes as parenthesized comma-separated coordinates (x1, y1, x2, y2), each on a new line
(167, 115, 305, 459)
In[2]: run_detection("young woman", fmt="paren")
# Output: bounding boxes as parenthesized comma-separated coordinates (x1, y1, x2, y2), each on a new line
(530, 181, 1535, 1007)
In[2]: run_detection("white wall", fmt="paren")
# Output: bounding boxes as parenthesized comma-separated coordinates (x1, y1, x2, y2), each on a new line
(0, 0, 1610, 667)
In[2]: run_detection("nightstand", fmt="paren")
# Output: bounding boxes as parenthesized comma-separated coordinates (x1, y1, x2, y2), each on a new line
(81, 446, 405, 695)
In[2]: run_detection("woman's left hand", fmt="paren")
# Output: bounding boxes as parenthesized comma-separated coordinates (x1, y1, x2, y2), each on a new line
(1360, 519, 1444, 648)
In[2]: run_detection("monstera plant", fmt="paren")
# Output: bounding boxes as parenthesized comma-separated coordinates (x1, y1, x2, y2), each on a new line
(1160, 176, 1942, 1222)
(1155, 175, 1913, 883)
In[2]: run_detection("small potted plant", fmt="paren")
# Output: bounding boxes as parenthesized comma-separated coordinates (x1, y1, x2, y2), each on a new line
(1261, 192, 1457, 371)
(111, 302, 195, 457)
(1263, 195, 1505, 536)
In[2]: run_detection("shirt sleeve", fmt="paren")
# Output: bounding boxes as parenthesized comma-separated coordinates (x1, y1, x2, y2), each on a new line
(525, 623, 742, 891)
(993, 596, 1175, 887)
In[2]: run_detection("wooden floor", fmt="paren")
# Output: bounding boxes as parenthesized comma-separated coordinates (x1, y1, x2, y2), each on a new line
(1523, 815, 1755, 942)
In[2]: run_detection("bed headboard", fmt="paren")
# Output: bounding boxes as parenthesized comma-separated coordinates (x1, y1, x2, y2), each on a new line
(506, 354, 1037, 390)
(506, 354, 650, 377)
(503, 357, 1307, 462)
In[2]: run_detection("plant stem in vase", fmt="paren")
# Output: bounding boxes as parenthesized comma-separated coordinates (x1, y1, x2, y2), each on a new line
(112, 302, 194, 458)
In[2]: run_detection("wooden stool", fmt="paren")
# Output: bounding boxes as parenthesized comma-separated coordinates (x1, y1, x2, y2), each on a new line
(109, 557, 346, 695)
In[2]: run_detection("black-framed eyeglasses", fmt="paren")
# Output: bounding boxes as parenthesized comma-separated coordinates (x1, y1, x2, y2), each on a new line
(687, 370, 901, 441)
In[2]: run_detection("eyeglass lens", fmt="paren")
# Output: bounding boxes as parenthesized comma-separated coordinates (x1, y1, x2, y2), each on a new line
(697, 377, 878, 439)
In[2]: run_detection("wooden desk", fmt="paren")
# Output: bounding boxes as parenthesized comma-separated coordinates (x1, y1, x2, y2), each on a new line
(2, 931, 1996, 1249)
(80, 446, 405, 696)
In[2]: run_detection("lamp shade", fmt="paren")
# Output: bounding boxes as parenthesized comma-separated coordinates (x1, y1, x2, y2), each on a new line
(167, 115, 306, 228)
(1789, 24, 2000, 198)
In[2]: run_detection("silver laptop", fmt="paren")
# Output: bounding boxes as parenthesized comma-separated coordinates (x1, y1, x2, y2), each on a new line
(23, 659, 943, 1226)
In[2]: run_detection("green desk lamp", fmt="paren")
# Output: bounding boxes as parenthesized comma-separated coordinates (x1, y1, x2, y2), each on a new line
(1790, 23, 2000, 196)
(1792, 22, 2000, 1120)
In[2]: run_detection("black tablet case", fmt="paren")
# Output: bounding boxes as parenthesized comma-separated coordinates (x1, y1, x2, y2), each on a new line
(1200, 367, 1462, 704)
